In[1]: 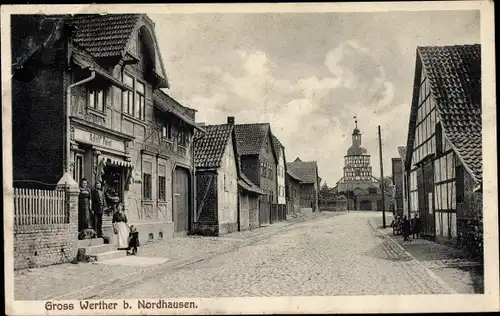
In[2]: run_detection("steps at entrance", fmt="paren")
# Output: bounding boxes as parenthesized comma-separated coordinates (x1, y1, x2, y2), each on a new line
(77, 237, 127, 262)
(94, 250, 128, 262)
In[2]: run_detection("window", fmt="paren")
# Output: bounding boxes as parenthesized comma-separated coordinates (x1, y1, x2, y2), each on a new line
(435, 123, 443, 154)
(162, 122, 172, 140)
(158, 175, 166, 201)
(73, 154, 83, 183)
(122, 73, 134, 116)
(88, 88, 105, 112)
(224, 174, 229, 192)
(178, 125, 188, 147)
(122, 73, 146, 120)
(136, 81, 146, 120)
(369, 188, 377, 194)
(143, 173, 152, 200)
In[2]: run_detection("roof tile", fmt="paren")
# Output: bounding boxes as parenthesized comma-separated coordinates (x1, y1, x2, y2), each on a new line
(287, 159, 318, 184)
(233, 123, 270, 156)
(68, 14, 141, 58)
(194, 124, 233, 168)
(418, 44, 482, 182)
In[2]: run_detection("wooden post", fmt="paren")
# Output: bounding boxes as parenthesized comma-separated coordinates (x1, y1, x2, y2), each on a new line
(378, 125, 386, 228)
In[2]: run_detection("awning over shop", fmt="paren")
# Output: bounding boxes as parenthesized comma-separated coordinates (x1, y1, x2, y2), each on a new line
(102, 157, 134, 169)
(97, 154, 135, 190)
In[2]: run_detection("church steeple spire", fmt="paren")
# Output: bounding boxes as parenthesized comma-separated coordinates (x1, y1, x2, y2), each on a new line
(351, 115, 362, 148)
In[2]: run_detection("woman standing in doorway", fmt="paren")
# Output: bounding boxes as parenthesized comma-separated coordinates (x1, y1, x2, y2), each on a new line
(112, 203, 129, 249)
(78, 178, 92, 232)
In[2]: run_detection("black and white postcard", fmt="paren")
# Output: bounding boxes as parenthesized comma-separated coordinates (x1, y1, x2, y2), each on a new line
(2, 2, 498, 315)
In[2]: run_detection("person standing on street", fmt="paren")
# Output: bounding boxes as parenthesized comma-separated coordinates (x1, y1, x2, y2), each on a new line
(91, 181, 107, 238)
(411, 213, 422, 239)
(402, 215, 411, 241)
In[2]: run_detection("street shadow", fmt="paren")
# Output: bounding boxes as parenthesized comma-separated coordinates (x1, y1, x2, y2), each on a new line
(461, 265, 484, 294)
(363, 237, 413, 262)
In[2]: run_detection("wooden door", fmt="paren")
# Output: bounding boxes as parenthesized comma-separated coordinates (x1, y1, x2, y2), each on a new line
(173, 167, 190, 234)
(418, 162, 435, 237)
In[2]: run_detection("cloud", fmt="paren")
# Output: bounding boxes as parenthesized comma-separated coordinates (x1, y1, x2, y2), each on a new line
(175, 42, 404, 184)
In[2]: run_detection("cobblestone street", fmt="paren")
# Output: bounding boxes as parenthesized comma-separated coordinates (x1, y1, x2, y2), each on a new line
(90, 212, 454, 298)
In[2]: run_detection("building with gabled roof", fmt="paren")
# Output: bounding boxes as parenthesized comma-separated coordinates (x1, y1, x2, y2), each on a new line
(404, 44, 482, 249)
(11, 14, 200, 268)
(233, 119, 279, 226)
(194, 118, 264, 235)
(287, 157, 320, 212)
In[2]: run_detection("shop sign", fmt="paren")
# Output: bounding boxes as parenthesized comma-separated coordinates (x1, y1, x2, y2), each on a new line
(74, 127, 125, 152)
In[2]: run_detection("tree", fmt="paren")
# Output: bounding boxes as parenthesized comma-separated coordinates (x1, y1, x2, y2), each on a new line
(378, 176, 396, 208)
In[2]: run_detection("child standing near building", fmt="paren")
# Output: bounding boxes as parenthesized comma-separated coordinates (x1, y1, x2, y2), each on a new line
(127, 225, 140, 255)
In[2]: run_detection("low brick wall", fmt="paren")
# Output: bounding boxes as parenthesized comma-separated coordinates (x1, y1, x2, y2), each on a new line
(14, 179, 79, 270)
(194, 221, 220, 236)
(14, 225, 77, 270)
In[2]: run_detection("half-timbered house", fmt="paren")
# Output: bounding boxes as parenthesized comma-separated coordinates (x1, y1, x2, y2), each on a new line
(404, 44, 482, 247)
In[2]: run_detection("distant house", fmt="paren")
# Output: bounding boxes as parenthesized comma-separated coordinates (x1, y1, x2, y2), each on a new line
(404, 44, 482, 249)
(286, 169, 303, 215)
(397, 146, 408, 218)
(234, 120, 279, 226)
(193, 117, 264, 236)
(287, 158, 320, 212)
(238, 172, 265, 230)
(272, 135, 287, 222)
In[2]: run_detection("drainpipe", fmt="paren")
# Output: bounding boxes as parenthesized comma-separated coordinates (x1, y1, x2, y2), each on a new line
(65, 68, 96, 174)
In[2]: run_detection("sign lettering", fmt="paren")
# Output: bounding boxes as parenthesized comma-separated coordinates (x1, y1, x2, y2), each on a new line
(73, 127, 125, 153)
(89, 133, 113, 148)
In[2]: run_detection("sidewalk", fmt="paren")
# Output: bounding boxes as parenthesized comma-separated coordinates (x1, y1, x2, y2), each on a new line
(14, 216, 314, 300)
(371, 215, 484, 294)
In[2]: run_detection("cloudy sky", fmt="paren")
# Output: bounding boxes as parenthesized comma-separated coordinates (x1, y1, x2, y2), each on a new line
(150, 10, 480, 186)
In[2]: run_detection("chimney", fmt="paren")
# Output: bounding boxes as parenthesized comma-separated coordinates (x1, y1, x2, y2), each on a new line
(227, 116, 235, 125)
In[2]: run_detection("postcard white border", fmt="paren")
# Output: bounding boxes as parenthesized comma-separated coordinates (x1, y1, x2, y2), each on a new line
(2, 1, 498, 315)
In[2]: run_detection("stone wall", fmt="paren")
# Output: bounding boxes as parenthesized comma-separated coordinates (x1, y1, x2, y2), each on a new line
(14, 179, 79, 270)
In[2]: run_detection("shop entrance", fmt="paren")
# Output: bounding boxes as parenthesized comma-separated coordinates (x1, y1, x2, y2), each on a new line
(101, 164, 124, 217)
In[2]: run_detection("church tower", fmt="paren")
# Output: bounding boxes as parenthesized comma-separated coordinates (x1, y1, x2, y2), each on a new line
(343, 117, 373, 181)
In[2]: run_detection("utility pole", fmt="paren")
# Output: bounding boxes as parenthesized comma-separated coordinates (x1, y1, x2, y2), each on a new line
(378, 125, 386, 228)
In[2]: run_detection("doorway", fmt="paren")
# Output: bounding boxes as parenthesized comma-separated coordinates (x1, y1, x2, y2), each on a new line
(101, 164, 124, 219)
(360, 200, 372, 211)
(173, 167, 191, 235)
(418, 161, 435, 237)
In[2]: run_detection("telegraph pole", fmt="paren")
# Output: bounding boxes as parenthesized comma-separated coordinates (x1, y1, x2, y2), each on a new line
(378, 125, 386, 228)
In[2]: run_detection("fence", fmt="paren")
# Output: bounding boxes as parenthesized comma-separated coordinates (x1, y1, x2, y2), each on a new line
(14, 188, 67, 226)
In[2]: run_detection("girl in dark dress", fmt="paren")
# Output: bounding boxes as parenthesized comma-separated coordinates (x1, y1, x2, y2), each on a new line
(128, 225, 140, 255)
(78, 178, 92, 231)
